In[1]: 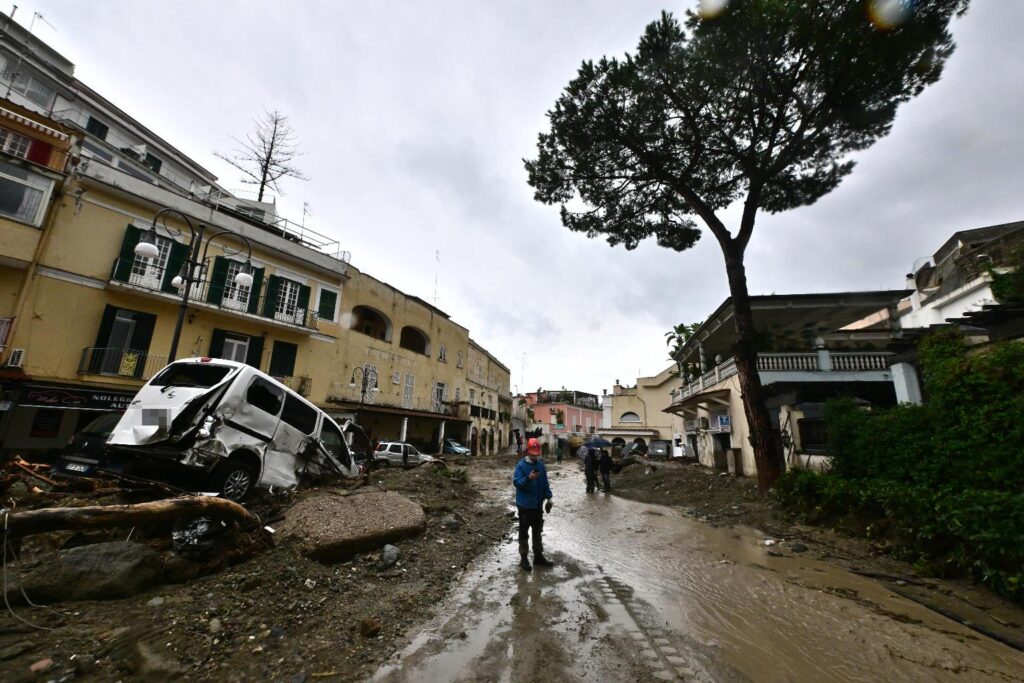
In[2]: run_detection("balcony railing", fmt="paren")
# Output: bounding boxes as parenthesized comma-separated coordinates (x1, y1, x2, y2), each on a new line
(674, 351, 894, 402)
(110, 258, 319, 330)
(79, 347, 167, 381)
(274, 375, 312, 398)
(326, 384, 461, 418)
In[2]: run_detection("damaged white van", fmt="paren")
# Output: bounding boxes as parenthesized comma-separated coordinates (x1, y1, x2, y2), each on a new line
(106, 357, 358, 500)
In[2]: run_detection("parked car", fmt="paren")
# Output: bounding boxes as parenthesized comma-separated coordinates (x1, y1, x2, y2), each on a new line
(51, 412, 124, 479)
(373, 441, 436, 468)
(441, 438, 471, 455)
(105, 357, 359, 500)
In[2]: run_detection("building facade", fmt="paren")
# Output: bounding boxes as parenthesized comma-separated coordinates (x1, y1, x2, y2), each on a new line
(0, 16, 510, 459)
(600, 369, 684, 456)
(523, 389, 602, 450)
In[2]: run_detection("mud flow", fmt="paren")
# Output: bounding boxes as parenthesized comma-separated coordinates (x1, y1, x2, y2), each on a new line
(374, 465, 1024, 682)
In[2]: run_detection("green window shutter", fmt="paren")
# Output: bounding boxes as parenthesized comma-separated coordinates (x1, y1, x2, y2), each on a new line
(269, 340, 298, 377)
(112, 225, 142, 282)
(245, 334, 264, 369)
(209, 329, 226, 359)
(89, 305, 118, 373)
(205, 256, 229, 304)
(297, 284, 311, 324)
(161, 241, 188, 293)
(317, 289, 337, 322)
(129, 312, 156, 378)
(247, 267, 265, 314)
(262, 275, 281, 317)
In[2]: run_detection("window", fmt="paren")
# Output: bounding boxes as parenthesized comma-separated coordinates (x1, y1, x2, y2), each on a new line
(86, 116, 109, 140)
(403, 374, 415, 409)
(269, 341, 298, 378)
(619, 411, 642, 423)
(317, 288, 338, 322)
(351, 306, 391, 341)
(143, 152, 162, 174)
(399, 326, 430, 355)
(246, 378, 284, 417)
(438, 344, 447, 362)
(0, 158, 53, 226)
(433, 381, 446, 408)
(221, 333, 249, 363)
(88, 305, 156, 378)
(456, 351, 463, 368)
(469, 388, 475, 403)
(388, 443, 402, 454)
(1, 58, 55, 109)
(221, 260, 252, 310)
(319, 419, 351, 468)
(455, 387, 461, 402)
(275, 279, 300, 321)
(281, 394, 318, 435)
(130, 234, 171, 289)
(0, 127, 30, 158)
(150, 362, 234, 388)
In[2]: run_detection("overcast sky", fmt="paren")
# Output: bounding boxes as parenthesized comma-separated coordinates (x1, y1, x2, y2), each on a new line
(21, 1, 1024, 395)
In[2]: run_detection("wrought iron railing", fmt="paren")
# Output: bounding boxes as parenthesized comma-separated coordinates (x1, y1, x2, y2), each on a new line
(109, 257, 319, 330)
(79, 347, 167, 380)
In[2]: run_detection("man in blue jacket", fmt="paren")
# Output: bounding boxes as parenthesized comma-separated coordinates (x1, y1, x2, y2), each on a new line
(513, 437, 554, 571)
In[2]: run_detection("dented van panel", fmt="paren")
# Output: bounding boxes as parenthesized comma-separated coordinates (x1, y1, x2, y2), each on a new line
(106, 358, 358, 495)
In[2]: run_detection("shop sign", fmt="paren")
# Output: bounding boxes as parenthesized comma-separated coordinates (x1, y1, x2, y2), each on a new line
(21, 385, 135, 411)
(718, 415, 732, 433)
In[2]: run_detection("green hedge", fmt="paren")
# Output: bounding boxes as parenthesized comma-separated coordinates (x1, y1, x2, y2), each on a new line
(777, 330, 1024, 601)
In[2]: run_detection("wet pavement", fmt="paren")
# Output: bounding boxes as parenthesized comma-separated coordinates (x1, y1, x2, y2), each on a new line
(373, 463, 1024, 682)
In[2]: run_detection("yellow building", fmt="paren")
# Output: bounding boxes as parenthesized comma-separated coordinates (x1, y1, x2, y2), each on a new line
(464, 339, 512, 455)
(600, 368, 684, 455)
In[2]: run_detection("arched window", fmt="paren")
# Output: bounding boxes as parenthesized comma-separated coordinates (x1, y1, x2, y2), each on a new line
(351, 306, 392, 342)
(619, 411, 642, 423)
(399, 326, 431, 355)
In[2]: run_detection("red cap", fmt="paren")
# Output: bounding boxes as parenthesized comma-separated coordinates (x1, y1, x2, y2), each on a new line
(526, 438, 542, 456)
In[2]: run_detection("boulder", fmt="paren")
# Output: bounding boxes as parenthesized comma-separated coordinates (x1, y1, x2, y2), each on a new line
(278, 490, 425, 562)
(13, 541, 164, 604)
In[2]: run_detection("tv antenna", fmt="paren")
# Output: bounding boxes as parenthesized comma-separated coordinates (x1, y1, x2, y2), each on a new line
(30, 11, 56, 34)
(433, 250, 440, 304)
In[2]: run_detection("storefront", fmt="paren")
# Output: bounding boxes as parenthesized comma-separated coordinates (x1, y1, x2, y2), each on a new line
(0, 382, 137, 460)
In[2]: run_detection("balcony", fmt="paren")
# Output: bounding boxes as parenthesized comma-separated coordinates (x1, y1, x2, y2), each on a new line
(109, 257, 319, 332)
(78, 347, 167, 381)
(326, 384, 462, 419)
(676, 351, 894, 403)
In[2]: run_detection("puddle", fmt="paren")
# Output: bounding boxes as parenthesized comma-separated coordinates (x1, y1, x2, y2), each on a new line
(374, 465, 1024, 682)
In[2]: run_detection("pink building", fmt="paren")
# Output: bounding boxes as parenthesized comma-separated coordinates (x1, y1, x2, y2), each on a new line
(524, 389, 602, 443)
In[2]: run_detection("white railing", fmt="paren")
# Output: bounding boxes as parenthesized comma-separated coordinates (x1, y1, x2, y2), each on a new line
(672, 351, 894, 402)
(757, 353, 819, 371)
(829, 352, 891, 371)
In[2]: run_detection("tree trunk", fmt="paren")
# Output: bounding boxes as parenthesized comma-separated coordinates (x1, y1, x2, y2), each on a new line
(3, 496, 261, 538)
(722, 245, 785, 491)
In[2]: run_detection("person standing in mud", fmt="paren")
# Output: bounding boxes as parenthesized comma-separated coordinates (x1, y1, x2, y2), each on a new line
(512, 438, 554, 572)
(584, 447, 598, 493)
(598, 449, 612, 492)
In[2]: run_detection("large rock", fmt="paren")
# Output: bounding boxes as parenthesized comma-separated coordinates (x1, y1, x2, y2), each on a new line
(14, 541, 164, 604)
(278, 490, 425, 562)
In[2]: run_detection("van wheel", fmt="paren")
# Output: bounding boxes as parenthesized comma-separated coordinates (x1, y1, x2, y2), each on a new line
(210, 461, 255, 502)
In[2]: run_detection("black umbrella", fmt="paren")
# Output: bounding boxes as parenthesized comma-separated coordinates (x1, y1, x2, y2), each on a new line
(584, 437, 612, 448)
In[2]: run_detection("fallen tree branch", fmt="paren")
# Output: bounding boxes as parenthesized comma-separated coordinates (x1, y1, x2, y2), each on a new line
(10, 460, 63, 489)
(2, 496, 262, 538)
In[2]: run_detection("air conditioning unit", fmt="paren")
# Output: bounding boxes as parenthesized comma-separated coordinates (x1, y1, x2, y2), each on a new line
(698, 417, 710, 430)
(6, 348, 25, 368)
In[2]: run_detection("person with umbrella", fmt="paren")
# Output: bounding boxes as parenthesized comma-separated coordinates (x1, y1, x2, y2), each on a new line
(582, 436, 611, 493)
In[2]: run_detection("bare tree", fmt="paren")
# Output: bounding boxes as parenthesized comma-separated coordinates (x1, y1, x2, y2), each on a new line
(216, 109, 309, 202)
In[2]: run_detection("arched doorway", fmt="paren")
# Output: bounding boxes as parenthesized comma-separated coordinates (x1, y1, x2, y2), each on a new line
(471, 427, 479, 456)
(488, 428, 495, 455)
(631, 437, 647, 455)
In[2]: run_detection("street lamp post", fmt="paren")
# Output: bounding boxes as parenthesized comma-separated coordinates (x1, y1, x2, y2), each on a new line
(134, 208, 254, 362)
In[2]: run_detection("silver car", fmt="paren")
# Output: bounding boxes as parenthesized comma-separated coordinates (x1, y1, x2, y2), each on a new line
(373, 441, 435, 468)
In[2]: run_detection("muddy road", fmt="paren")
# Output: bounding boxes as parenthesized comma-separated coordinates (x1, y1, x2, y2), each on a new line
(374, 462, 1024, 682)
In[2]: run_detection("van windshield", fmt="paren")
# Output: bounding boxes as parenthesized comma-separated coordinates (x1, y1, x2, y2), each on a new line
(150, 362, 235, 388)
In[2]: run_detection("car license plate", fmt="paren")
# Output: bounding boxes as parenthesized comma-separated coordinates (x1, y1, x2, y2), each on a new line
(65, 462, 90, 473)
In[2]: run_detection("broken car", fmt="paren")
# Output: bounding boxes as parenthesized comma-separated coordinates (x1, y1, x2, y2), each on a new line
(106, 357, 359, 500)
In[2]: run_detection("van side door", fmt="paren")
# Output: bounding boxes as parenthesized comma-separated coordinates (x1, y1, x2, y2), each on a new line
(262, 392, 320, 488)
(224, 377, 284, 480)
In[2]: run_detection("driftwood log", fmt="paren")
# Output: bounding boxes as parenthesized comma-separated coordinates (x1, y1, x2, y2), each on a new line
(2, 496, 261, 538)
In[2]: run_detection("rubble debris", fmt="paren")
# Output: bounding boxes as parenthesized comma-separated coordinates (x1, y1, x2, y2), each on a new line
(278, 490, 425, 562)
(440, 515, 462, 530)
(172, 516, 226, 557)
(359, 617, 382, 638)
(29, 658, 54, 674)
(380, 544, 400, 568)
(70, 653, 97, 675)
(131, 639, 184, 680)
(10, 541, 164, 604)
